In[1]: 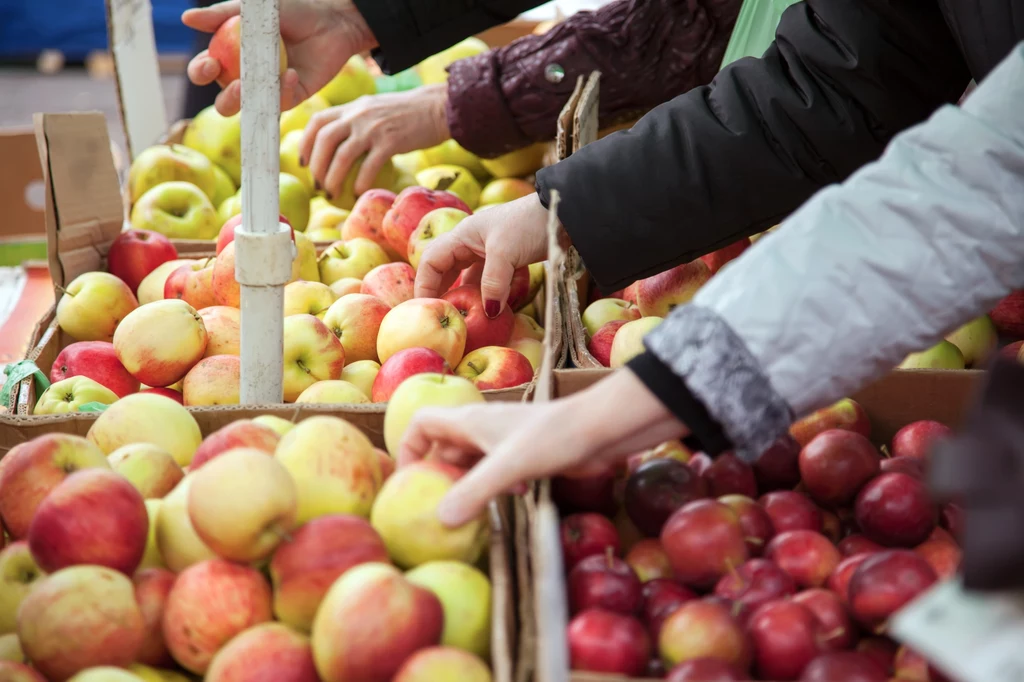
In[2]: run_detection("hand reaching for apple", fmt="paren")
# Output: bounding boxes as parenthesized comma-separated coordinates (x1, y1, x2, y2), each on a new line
(183, 0, 376, 116)
(397, 369, 688, 527)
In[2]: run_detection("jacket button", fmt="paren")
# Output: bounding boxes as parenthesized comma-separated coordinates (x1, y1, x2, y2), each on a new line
(544, 63, 565, 83)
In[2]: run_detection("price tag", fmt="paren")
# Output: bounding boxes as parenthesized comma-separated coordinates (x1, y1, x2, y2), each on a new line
(890, 579, 1024, 682)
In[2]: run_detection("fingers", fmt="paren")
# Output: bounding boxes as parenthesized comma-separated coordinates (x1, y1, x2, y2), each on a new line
(181, 0, 239, 32)
(187, 50, 221, 87)
(414, 236, 480, 298)
(436, 441, 528, 527)
(480, 255, 515, 318)
(214, 80, 242, 116)
(300, 109, 339, 172)
(397, 408, 483, 468)
(355, 146, 393, 195)
(307, 118, 352, 194)
(324, 137, 368, 198)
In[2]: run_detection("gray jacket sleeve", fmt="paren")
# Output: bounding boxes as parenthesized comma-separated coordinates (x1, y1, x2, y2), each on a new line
(642, 41, 1024, 462)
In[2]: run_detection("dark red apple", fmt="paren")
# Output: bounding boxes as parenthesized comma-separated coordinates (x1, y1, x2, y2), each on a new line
(855, 638, 898, 675)
(913, 538, 961, 580)
(641, 578, 698, 642)
(719, 495, 775, 556)
(753, 435, 802, 492)
(891, 420, 953, 460)
(847, 550, 937, 630)
(552, 471, 619, 517)
(625, 459, 708, 537)
(837, 535, 884, 558)
(107, 228, 178, 293)
(828, 554, 873, 606)
(879, 456, 926, 480)
(714, 558, 796, 616)
(703, 453, 758, 498)
(667, 658, 747, 682)
(561, 513, 621, 571)
(660, 500, 749, 590)
(799, 651, 888, 682)
(940, 503, 964, 541)
(765, 530, 841, 588)
(625, 539, 673, 582)
(701, 238, 751, 275)
(793, 588, 856, 650)
(799, 430, 880, 508)
(748, 600, 827, 681)
(569, 551, 643, 616)
(893, 645, 953, 682)
(658, 600, 752, 672)
(760, 491, 823, 534)
(854, 473, 938, 548)
(568, 608, 650, 676)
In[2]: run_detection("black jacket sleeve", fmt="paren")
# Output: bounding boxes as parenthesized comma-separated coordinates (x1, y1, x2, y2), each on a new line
(534, 0, 973, 292)
(352, 0, 547, 74)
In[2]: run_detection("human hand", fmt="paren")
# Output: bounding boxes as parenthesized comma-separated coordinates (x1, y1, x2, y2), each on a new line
(414, 194, 558, 315)
(183, 0, 376, 116)
(397, 369, 688, 527)
(299, 84, 451, 198)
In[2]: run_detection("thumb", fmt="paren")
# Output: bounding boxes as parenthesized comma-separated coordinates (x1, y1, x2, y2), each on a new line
(396, 407, 480, 468)
(437, 442, 524, 527)
(480, 256, 514, 319)
(182, 0, 240, 32)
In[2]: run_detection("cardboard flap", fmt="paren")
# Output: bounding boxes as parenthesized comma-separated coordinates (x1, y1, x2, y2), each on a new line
(555, 76, 586, 163)
(571, 71, 600, 153)
(0, 128, 46, 241)
(106, 0, 169, 159)
(33, 112, 127, 291)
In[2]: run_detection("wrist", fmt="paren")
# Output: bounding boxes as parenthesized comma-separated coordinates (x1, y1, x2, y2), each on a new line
(422, 83, 451, 143)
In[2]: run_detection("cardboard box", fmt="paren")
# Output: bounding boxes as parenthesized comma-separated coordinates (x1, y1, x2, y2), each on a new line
(0, 127, 47, 266)
(0, 401, 521, 682)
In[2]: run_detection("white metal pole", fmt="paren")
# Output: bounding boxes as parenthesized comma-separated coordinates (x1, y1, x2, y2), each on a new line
(237, 0, 291, 403)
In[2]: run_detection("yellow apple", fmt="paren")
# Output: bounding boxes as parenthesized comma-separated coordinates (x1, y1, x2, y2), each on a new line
(210, 165, 236, 208)
(392, 150, 431, 176)
(417, 38, 489, 85)
(323, 293, 391, 363)
(478, 177, 534, 205)
(280, 130, 315, 194)
(382, 373, 484, 457)
(129, 664, 191, 682)
(511, 313, 544, 342)
(155, 476, 217, 572)
(329, 277, 363, 297)
(282, 314, 346, 402)
(287, 231, 319, 283)
(377, 298, 468, 369)
(67, 667, 146, 682)
(198, 306, 241, 357)
(131, 181, 220, 240)
(0, 632, 23, 662)
(34, 376, 119, 414)
(609, 316, 663, 368)
(407, 207, 468, 270)
(527, 262, 545, 302)
(138, 499, 166, 571)
(318, 238, 390, 284)
(279, 172, 312, 232)
(406, 561, 491, 657)
(305, 227, 341, 242)
(295, 380, 370, 404)
(283, 281, 336, 318)
(252, 415, 296, 437)
(479, 142, 547, 178)
(108, 443, 184, 499)
(137, 259, 195, 305)
(327, 155, 397, 211)
(509, 337, 543, 371)
(340, 360, 380, 399)
(310, 195, 332, 215)
(318, 56, 376, 105)
(56, 271, 139, 343)
(0, 542, 44, 635)
(87, 393, 203, 467)
(182, 355, 241, 406)
(182, 106, 242, 184)
(280, 92, 330, 136)
(275, 415, 381, 522)
(415, 165, 481, 209)
(113, 299, 208, 388)
(307, 205, 349, 235)
(128, 144, 219, 204)
(421, 139, 489, 181)
(394, 647, 492, 682)
(217, 191, 242, 226)
(582, 298, 641, 338)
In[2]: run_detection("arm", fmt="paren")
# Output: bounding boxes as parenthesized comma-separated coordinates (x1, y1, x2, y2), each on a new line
(445, 0, 741, 158)
(634, 42, 1024, 462)
(536, 0, 972, 292)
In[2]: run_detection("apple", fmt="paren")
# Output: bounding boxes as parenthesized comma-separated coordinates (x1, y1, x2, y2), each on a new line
(415, 165, 481, 209)
(205, 622, 318, 682)
(568, 609, 650, 677)
(282, 314, 347, 402)
(269, 515, 389, 632)
(582, 298, 641, 338)
(764, 530, 841, 589)
(899, 340, 965, 369)
(799, 430, 880, 507)
(318, 55, 376, 105)
(635, 261, 711, 317)
(322, 293, 391, 363)
(326, 154, 398, 211)
(990, 290, 1024, 337)
(407, 207, 469, 269)
(0, 662, 45, 682)
(0, 542, 43, 635)
(838, 535, 884, 558)
(209, 242, 243, 307)
(561, 513, 621, 570)
(625, 459, 708, 537)
(155, 476, 218, 572)
(208, 15, 287, 87)
(33, 376, 118, 414)
(382, 186, 472, 257)
(477, 177, 533, 205)
(133, 568, 175, 666)
(702, 453, 757, 498)
(128, 143, 218, 204)
(891, 420, 953, 460)
(0, 433, 110, 539)
(329, 277, 363, 297)
(181, 104, 242, 182)
(164, 258, 218, 310)
(588, 319, 627, 367)
(137, 258, 194, 305)
(181, 355, 240, 406)
(625, 539, 673, 582)
(944, 315, 998, 366)
(701, 238, 751, 275)
(790, 399, 872, 448)
(251, 415, 295, 437)
(451, 263, 532, 312)
(56, 271, 138, 343)
(295, 380, 370, 404)
(456, 346, 534, 390)
(569, 551, 643, 615)
(406, 561, 492, 657)
(339, 360, 380, 399)
(847, 550, 937, 629)
(442, 285, 514, 353)
(312, 562, 443, 680)
(511, 313, 544, 342)
(641, 579, 698, 644)
(792, 588, 856, 650)
(113, 299, 208, 388)
(108, 443, 183, 499)
(275, 415, 382, 522)
(393, 647, 490, 682)
(510, 336, 543, 370)
(748, 600, 825, 680)
(658, 600, 750, 671)
(759, 491, 823, 533)
(284, 281, 337, 318)
(50, 342, 139, 399)
(893, 647, 952, 682)
(713, 558, 796, 615)
(18, 568, 144, 679)
(215, 214, 294, 255)
(107, 230, 179, 294)
(660, 500, 748, 590)
(552, 470, 619, 517)
(341, 189, 401, 259)
(131, 181, 220, 240)
(191, 420, 279, 471)
(828, 554, 873, 608)
(800, 651, 889, 682)
(914, 538, 961, 580)
(306, 212, 347, 243)
(317, 238, 390, 285)
(854, 473, 937, 547)
(377, 299, 468, 369)
(138, 499, 165, 571)
(717, 495, 774, 556)
(162, 559, 274, 674)
(667, 658, 746, 681)
(196, 306, 240, 357)
(610, 317, 664, 368)
(382, 372, 484, 456)
(360, 262, 416, 308)
(750, 436, 801, 491)
(855, 638, 898, 675)
(281, 129, 315, 192)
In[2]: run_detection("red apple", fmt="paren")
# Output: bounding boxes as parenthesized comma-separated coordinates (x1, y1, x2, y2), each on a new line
(361, 263, 415, 308)
(793, 588, 856, 650)
(701, 238, 751, 275)
(760, 491, 823, 534)
(800, 651, 889, 682)
(27, 468, 148, 574)
(568, 609, 650, 676)
(588, 319, 627, 367)
(747, 600, 826, 680)
(658, 600, 751, 671)
(568, 550, 643, 615)
(551, 471, 618, 517)
(216, 214, 294, 255)
(50, 341, 140, 398)
(838, 535, 884, 558)
(940, 503, 964, 541)
(382, 187, 471, 258)
(441, 285, 514, 352)
(453, 263, 531, 311)
(343, 189, 400, 259)
(561, 513, 621, 571)
(890, 420, 953, 460)
(641, 578, 698, 642)
(625, 539, 673, 582)
(372, 347, 453, 402)
(205, 622, 319, 682)
(455, 346, 534, 390)
(854, 473, 937, 547)
(847, 550, 937, 630)
(107, 229, 179, 293)
(134, 568, 176, 666)
(719, 495, 775, 556)
(1000, 339, 1024, 360)
(140, 387, 184, 403)
(660, 500, 749, 590)
(765, 530, 841, 589)
(856, 637, 898, 675)
(913, 538, 961, 580)
(879, 456, 926, 479)
(828, 554, 873, 606)
(190, 420, 280, 470)
(688, 453, 712, 475)
(208, 15, 286, 87)
(703, 453, 757, 498)
(667, 658, 747, 681)
(635, 261, 712, 317)
(790, 399, 871, 448)
(753, 436, 802, 491)
(799, 430, 880, 508)
(164, 259, 218, 310)
(0, 663, 47, 682)
(989, 290, 1024, 336)
(893, 646, 952, 682)
(625, 459, 708, 537)
(713, 558, 797, 616)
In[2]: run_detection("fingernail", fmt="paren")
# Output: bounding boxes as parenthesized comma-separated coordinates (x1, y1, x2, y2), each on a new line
(299, 156, 306, 167)
(484, 300, 500, 319)
(314, 180, 321, 191)
(324, 191, 333, 200)
(436, 498, 462, 527)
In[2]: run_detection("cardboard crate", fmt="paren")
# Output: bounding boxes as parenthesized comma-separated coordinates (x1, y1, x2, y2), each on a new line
(0, 126, 47, 266)
(0, 401, 523, 682)
(524, 367, 984, 682)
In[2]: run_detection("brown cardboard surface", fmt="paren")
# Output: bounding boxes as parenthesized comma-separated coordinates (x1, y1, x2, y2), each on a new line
(0, 127, 46, 241)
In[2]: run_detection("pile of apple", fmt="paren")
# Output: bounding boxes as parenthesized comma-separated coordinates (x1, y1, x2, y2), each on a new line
(0, 381, 497, 682)
(557, 396, 964, 681)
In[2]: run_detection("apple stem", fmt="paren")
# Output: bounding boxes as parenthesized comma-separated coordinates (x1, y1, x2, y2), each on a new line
(822, 626, 845, 643)
(743, 536, 764, 547)
(879, 445, 892, 459)
(872, 620, 889, 636)
(55, 284, 72, 297)
(467, 362, 481, 374)
(605, 545, 615, 567)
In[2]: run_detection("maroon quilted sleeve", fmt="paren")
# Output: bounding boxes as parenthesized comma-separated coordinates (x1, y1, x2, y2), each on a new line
(445, 0, 741, 158)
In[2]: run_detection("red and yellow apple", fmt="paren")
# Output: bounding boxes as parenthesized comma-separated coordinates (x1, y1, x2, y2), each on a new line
(342, 189, 401, 260)
(51, 341, 140, 398)
(56, 271, 139, 343)
(208, 15, 287, 87)
(361, 262, 416, 308)
(113, 299, 208, 387)
(197, 306, 241, 357)
(609, 317, 663, 368)
(377, 298, 468, 368)
(295, 380, 370, 404)
(87, 393, 203, 467)
(406, 561, 492, 657)
(442, 285, 514, 353)
(407, 207, 468, 270)
(382, 186, 472, 258)
(340, 360, 380, 399)
(133, 568, 175, 667)
(456, 346, 534, 390)
(108, 443, 184, 499)
(283, 280, 337, 318)
(0, 542, 44, 635)
(634, 261, 711, 317)
(282, 314, 347, 401)
(317, 238, 390, 285)
(205, 623, 319, 682)
(322, 293, 391, 363)
(190, 419, 280, 470)
(582, 298, 641, 338)
(155, 476, 218, 572)
(372, 347, 453, 402)
(182, 354, 241, 406)
(381, 373, 483, 456)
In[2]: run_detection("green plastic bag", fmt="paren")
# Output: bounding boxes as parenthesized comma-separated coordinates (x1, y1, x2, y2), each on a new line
(720, 0, 801, 69)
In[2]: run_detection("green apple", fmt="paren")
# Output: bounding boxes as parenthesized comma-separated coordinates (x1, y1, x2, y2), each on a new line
(0, 542, 44, 635)
(310, 195, 333, 216)
(392, 150, 431, 176)
(479, 178, 534, 205)
(217, 191, 243, 226)
(34, 376, 119, 414)
(945, 315, 998, 367)
(306, 205, 349, 238)
(582, 298, 641, 338)
(422, 139, 489, 182)
(55, 271, 138, 343)
(138, 499, 166, 571)
(128, 144, 219, 204)
(406, 560, 492, 658)
(210, 164, 236, 207)
(182, 105, 243, 184)
(317, 237, 390, 284)
(899, 340, 966, 370)
(280, 93, 330, 137)
(328, 155, 397, 211)
(131, 181, 220, 239)
(281, 130, 315, 193)
(252, 415, 296, 437)
(415, 165, 481, 209)
(610, 317, 664, 368)
(0, 632, 23, 661)
(407, 207, 469, 269)
(383, 373, 484, 456)
(280, 172, 312, 231)
(480, 142, 547, 179)
(318, 56, 376, 105)
(291, 232, 320, 282)
(417, 38, 490, 85)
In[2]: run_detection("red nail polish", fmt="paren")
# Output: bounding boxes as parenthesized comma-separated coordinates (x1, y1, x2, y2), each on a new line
(299, 156, 306, 167)
(484, 300, 500, 318)
(314, 180, 321, 191)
